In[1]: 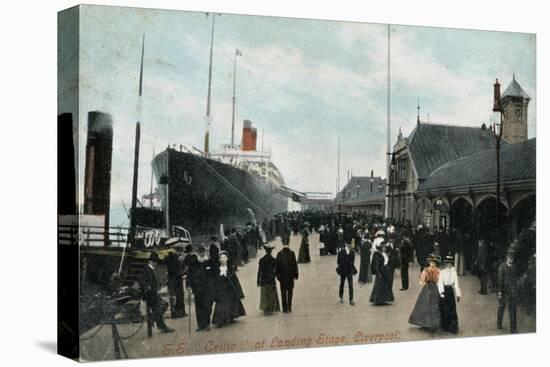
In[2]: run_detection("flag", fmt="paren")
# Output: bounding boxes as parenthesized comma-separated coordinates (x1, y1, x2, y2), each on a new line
(236, 49, 243, 56)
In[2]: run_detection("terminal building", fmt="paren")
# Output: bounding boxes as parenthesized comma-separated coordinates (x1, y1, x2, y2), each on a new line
(389, 75, 535, 243)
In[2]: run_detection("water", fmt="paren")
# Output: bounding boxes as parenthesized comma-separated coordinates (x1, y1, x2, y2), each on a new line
(110, 206, 129, 227)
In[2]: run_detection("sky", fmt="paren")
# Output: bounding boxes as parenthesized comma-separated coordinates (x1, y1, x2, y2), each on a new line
(67, 5, 536, 209)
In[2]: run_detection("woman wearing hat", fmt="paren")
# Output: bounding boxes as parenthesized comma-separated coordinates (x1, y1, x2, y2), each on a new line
(408, 254, 441, 332)
(212, 251, 246, 328)
(438, 255, 461, 334)
(369, 242, 394, 305)
(358, 231, 373, 285)
(297, 222, 311, 264)
(257, 244, 281, 315)
(318, 225, 328, 256)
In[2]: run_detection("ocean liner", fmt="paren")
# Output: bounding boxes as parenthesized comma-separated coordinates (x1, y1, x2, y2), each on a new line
(144, 16, 304, 239)
(151, 119, 301, 240)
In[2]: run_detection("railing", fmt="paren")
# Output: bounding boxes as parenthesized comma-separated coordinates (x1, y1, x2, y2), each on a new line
(58, 225, 130, 247)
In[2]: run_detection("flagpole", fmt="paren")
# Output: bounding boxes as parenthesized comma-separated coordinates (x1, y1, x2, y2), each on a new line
(384, 24, 391, 220)
(337, 135, 340, 192)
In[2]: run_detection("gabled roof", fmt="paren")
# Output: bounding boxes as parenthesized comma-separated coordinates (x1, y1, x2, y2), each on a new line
(502, 75, 530, 100)
(418, 138, 535, 192)
(407, 123, 498, 180)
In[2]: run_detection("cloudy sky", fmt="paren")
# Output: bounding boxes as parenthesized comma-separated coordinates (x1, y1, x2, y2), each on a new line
(70, 5, 536, 209)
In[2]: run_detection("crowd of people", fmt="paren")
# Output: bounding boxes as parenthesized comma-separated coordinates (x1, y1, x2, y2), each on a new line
(139, 219, 298, 334)
(139, 210, 530, 336)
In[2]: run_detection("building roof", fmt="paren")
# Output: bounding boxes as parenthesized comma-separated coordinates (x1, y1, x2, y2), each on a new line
(418, 138, 535, 192)
(343, 192, 386, 206)
(502, 75, 530, 100)
(407, 123, 498, 179)
(337, 176, 386, 204)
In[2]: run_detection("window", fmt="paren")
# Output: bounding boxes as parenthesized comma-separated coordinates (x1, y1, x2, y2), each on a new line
(398, 158, 408, 181)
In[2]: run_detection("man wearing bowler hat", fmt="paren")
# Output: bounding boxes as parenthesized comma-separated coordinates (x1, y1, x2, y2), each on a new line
(187, 245, 217, 331)
(497, 251, 518, 333)
(276, 240, 299, 313)
(337, 241, 357, 305)
(165, 243, 187, 318)
(140, 252, 174, 334)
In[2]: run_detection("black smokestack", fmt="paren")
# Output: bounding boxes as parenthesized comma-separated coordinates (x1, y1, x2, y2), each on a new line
(493, 79, 502, 112)
(83, 112, 113, 231)
(58, 113, 77, 215)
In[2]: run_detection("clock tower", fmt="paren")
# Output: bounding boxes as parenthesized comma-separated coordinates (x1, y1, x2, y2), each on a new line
(501, 74, 530, 144)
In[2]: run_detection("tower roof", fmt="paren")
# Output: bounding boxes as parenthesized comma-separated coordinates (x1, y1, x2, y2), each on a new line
(502, 74, 530, 100)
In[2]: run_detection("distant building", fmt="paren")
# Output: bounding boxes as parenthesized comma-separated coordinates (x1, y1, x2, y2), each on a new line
(303, 192, 334, 212)
(336, 175, 386, 215)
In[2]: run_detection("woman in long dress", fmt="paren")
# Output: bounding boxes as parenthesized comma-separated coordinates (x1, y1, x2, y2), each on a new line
(409, 254, 441, 332)
(297, 223, 311, 263)
(369, 243, 394, 305)
(212, 252, 246, 328)
(358, 232, 373, 284)
(257, 244, 281, 315)
(318, 225, 328, 256)
(438, 255, 461, 333)
(327, 223, 338, 255)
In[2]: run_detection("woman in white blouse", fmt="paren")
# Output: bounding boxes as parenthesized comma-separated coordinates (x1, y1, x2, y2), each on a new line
(438, 255, 461, 334)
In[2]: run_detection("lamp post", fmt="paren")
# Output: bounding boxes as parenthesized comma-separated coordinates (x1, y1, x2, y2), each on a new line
(435, 198, 443, 230)
(492, 79, 505, 249)
(390, 155, 396, 220)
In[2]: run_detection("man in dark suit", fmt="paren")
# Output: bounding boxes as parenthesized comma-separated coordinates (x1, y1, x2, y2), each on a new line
(187, 245, 217, 331)
(399, 236, 414, 290)
(414, 226, 430, 272)
(476, 239, 488, 294)
(276, 242, 299, 313)
(165, 245, 187, 318)
(337, 242, 357, 305)
(386, 239, 401, 292)
(140, 252, 174, 334)
(226, 228, 243, 267)
(497, 252, 518, 333)
(281, 222, 291, 246)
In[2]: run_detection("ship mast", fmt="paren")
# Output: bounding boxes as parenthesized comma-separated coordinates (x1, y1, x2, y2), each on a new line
(204, 14, 217, 155)
(231, 49, 243, 146)
(128, 34, 145, 247)
(149, 149, 155, 208)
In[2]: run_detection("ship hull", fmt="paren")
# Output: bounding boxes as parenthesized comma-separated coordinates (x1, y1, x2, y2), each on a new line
(152, 149, 289, 239)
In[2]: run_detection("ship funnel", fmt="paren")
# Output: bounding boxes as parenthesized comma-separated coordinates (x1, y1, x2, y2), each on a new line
(58, 113, 77, 215)
(83, 111, 113, 224)
(242, 119, 257, 151)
